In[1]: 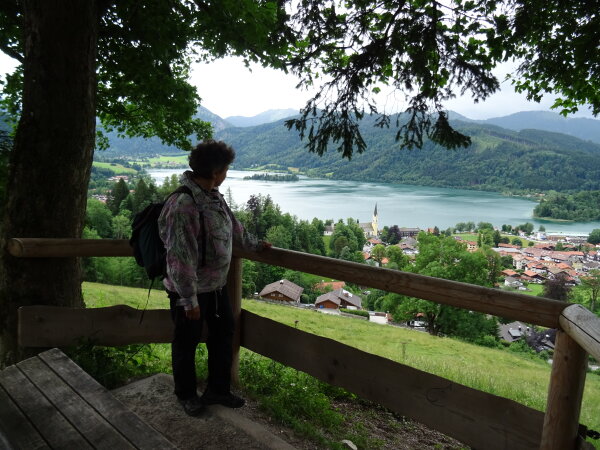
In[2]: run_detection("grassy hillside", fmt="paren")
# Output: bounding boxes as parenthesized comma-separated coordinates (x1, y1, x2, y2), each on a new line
(92, 161, 137, 174)
(82, 281, 600, 443)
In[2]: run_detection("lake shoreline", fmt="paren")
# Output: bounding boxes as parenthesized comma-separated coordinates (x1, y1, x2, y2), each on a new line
(147, 168, 600, 235)
(142, 164, 542, 201)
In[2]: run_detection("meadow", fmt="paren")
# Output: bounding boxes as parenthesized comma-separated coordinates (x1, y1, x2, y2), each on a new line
(82, 282, 600, 447)
(92, 161, 137, 174)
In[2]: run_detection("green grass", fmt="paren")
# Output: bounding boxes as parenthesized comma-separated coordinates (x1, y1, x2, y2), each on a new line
(92, 161, 137, 174)
(82, 282, 600, 447)
(242, 299, 600, 444)
(525, 284, 544, 296)
(146, 155, 188, 166)
(453, 232, 535, 247)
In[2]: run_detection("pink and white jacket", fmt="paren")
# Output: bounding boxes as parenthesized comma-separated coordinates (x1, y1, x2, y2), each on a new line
(158, 171, 261, 310)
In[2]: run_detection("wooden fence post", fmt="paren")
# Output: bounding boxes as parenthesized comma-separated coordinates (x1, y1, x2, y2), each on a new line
(227, 257, 243, 386)
(540, 330, 588, 449)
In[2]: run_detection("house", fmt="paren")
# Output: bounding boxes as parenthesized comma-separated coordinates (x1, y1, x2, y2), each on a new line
(366, 237, 383, 247)
(499, 243, 521, 249)
(315, 280, 346, 292)
(499, 321, 531, 343)
(397, 237, 418, 254)
(504, 276, 524, 289)
(315, 288, 362, 310)
(397, 227, 420, 238)
(465, 241, 478, 252)
(501, 269, 518, 278)
(521, 270, 546, 283)
(512, 254, 527, 270)
(324, 225, 335, 236)
(259, 279, 304, 303)
(582, 261, 600, 272)
(525, 261, 548, 275)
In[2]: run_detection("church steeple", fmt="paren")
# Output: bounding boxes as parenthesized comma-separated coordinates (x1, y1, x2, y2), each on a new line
(372, 203, 378, 237)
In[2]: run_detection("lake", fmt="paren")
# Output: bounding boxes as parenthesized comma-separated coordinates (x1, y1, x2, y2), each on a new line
(149, 169, 600, 235)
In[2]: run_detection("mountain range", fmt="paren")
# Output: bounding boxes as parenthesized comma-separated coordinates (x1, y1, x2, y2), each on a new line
(98, 108, 600, 193)
(225, 109, 298, 127)
(450, 111, 600, 144)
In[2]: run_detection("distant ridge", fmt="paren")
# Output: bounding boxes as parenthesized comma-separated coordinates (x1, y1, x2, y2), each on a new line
(225, 109, 298, 127)
(475, 111, 600, 144)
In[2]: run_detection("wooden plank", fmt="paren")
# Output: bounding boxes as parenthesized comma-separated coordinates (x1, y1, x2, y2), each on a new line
(18, 305, 179, 347)
(0, 384, 50, 450)
(0, 364, 92, 449)
(38, 349, 176, 449)
(17, 357, 135, 450)
(227, 257, 243, 386)
(7, 238, 132, 257)
(241, 310, 544, 450)
(540, 331, 588, 450)
(235, 246, 566, 328)
(560, 304, 600, 362)
(9, 238, 565, 327)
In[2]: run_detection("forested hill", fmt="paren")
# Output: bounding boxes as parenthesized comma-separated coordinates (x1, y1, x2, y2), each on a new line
(216, 115, 600, 193)
(97, 106, 233, 155)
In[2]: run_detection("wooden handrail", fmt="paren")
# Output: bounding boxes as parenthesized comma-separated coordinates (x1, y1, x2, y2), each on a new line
(7, 238, 132, 258)
(559, 304, 600, 362)
(8, 238, 567, 327)
(10, 237, 599, 449)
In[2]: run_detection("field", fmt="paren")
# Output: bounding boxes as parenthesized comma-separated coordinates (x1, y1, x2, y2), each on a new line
(144, 154, 188, 167)
(453, 232, 535, 247)
(92, 161, 137, 174)
(82, 282, 600, 446)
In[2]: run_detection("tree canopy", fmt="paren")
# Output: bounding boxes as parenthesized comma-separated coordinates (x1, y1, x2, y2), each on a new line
(1, 1, 599, 157)
(1, 0, 599, 365)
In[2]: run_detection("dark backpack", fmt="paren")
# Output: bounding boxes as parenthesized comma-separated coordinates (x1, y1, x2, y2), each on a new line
(130, 185, 194, 280)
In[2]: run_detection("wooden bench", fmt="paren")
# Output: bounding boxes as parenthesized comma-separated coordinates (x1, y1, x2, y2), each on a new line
(0, 348, 176, 449)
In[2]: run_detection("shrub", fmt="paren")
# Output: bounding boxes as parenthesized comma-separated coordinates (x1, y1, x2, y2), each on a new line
(340, 308, 370, 318)
(66, 341, 169, 389)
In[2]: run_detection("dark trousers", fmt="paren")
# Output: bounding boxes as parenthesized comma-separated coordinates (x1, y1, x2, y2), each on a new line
(168, 287, 234, 400)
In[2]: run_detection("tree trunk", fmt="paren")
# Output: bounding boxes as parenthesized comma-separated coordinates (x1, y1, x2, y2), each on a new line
(0, 1, 98, 367)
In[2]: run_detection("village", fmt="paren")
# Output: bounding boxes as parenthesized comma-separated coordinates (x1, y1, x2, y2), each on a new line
(253, 205, 600, 351)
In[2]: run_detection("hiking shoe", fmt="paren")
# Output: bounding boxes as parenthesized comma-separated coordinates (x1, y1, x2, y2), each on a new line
(178, 395, 205, 416)
(201, 390, 246, 408)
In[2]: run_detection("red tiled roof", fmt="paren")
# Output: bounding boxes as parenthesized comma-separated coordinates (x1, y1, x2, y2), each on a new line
(315, 281, 346, 291)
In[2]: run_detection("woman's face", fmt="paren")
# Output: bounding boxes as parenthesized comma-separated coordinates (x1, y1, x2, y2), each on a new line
(213, 165, 229, 187)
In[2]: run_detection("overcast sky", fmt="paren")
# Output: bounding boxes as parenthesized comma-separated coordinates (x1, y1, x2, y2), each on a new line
(1, 52, 595, 121)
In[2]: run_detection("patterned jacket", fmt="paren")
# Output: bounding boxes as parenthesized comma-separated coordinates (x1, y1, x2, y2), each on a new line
(158, 171, 260, 310)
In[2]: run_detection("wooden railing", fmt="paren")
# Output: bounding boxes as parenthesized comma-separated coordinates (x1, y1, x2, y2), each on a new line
(8, 238, 600, 450)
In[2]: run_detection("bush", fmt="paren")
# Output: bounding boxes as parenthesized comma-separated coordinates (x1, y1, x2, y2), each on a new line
(340, 308, 370, 318)
(474, 335, 501, 348)
(66, 342, 169, 389)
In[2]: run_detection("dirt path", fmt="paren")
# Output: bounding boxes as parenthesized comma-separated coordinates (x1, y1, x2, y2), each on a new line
(112, 373, 465, 450)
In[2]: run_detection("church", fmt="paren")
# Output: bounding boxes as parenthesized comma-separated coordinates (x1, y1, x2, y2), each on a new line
(359, 204, 379, 238)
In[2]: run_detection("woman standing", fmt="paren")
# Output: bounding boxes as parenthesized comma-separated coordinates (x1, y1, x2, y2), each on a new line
(159, 140, 270, 416)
